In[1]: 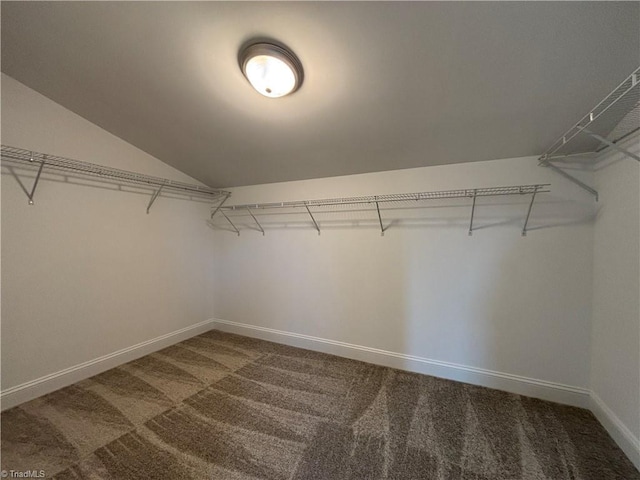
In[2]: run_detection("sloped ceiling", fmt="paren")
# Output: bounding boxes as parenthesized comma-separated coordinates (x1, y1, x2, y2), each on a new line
(2, 2, 638, 187)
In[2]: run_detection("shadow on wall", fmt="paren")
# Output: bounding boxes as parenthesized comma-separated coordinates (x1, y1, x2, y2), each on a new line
(395, 214, 591, 384)
(481, 236, 588, 383)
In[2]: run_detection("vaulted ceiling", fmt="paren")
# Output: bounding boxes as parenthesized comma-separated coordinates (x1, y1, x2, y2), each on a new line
(2, 2, 638, 187)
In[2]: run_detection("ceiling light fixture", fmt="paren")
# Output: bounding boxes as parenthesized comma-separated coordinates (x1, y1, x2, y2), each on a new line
(239, 42, 303, 98)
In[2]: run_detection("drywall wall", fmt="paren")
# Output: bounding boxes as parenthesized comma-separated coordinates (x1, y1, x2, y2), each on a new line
(212, 153, 596, 406)
(590, 136, 640, 466)
(1, 74, 217, 407)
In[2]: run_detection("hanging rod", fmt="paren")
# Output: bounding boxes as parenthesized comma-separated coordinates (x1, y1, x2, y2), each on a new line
(213, 183, 550, 237)
(1, 145, 231, 208)
(539, 66, 640, 198)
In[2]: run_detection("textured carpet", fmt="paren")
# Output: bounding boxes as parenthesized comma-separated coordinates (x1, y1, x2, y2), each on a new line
(1, 330, 638, 480)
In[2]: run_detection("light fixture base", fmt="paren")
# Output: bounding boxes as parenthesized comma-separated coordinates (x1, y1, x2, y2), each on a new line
(239, 41, 303, 98)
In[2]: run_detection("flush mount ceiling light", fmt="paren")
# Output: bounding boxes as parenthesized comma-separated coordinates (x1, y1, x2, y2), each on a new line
(239, 42, 303, 98)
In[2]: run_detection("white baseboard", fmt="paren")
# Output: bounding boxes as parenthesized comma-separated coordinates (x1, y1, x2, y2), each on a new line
(1, 319, 216, 411)
(211, 318, 590, 408)
(3, 317, 636, 470)
(590, 391, 640, 470)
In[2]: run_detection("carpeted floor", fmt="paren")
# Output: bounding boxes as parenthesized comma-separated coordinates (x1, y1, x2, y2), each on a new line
(1, 330, 638, 480)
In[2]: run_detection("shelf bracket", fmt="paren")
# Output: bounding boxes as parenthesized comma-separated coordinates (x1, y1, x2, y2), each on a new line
(580, 127, 640, 163)
(221, 211, 240, 236)
(246, 207, 265, 235)
(468, 190, 477, 236)
(146, 185, 164, 214)
(26, 155, 46, 205)
(540, 157, 598, 201)
(375, 199, 387, 236)
(521, 187, 539, 237)
(210, 192, 231, 220)
(305, 204, 320, 235)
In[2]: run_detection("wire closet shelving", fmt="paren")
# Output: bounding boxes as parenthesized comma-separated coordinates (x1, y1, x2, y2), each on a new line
(1, 145, 231, 214)
(539, 66, 640, 200)
(212, 184, 551, 237)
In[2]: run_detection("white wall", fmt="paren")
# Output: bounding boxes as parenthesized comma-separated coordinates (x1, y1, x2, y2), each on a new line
(212, 154, 596, 406)
(590, 136, 640, 466)
(1, 74, 217, 407)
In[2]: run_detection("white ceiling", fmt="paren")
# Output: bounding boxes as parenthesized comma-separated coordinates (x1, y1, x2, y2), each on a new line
(2, 2, 638, 187)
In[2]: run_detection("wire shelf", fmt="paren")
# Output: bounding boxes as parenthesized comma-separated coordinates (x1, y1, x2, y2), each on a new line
(1, 145, 231, 200)
(223, 185, 549, 211)
(540, 66, 640, 160)
(214, 184, 550, 237)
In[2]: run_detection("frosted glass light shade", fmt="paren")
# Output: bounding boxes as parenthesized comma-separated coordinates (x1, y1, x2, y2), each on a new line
(240, 43, 303, 98)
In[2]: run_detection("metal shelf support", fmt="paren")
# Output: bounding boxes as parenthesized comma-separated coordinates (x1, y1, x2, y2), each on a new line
(521, 187, 539, 237)
(146, 185, 164, 214)
(539, 157, 599, 200)
(26, 156, 46, 205)
(580, 127, 640, 163)
(210, 192, 231, 219)
(305, 204, 321, 235)
(468, 190, 477, 236)
(375, 199, 388, 236)
(221, 211, 240, 236)
(246, 207, 265, 235)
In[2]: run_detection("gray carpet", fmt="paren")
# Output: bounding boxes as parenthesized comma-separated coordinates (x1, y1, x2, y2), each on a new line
(1, 330, 638, 479)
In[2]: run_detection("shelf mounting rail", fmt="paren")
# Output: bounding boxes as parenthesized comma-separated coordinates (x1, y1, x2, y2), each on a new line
(1, 145, 231, 211)
(539, 66, 640, 200)
(213, 184, 550, 237)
